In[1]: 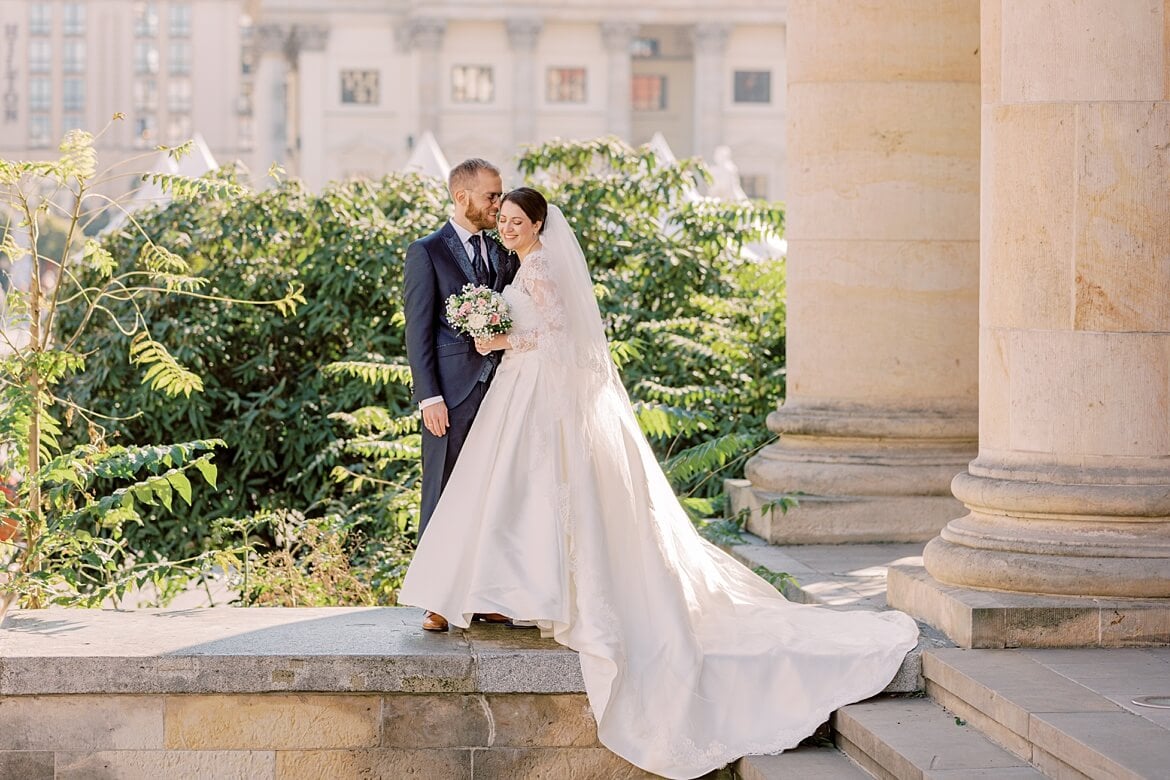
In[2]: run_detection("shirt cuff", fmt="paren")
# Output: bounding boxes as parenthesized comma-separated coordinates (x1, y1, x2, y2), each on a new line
(419, 395, 444, 410)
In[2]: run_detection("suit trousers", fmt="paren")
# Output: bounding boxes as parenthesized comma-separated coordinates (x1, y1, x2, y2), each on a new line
(417, 380, 489, 540)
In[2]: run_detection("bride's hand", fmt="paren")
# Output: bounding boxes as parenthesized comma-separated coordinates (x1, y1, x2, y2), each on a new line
(476, 334, 507, 354)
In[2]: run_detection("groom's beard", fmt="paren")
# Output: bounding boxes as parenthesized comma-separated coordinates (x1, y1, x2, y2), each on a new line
(466, 202, 498, 232)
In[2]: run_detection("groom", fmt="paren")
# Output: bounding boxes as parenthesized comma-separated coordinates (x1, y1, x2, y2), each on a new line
(403, 158, 518, 631)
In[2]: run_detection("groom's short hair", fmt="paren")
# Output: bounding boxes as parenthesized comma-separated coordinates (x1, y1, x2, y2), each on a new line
(448, 158, 500, 196)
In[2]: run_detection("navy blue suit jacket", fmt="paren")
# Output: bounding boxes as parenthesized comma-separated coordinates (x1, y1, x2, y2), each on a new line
(403, 221, 519, 409)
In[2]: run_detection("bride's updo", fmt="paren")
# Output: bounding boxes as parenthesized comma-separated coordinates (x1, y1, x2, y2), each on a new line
(501, 187, 548, 234)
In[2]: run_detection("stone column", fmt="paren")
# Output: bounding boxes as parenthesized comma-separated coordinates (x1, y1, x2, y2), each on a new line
(293, 24, 330, 190)
(601, 22, 638, 142)
(253, 24, 290, 179)
(729, 1, 981, 543)
(507, 19, 542, 151)
(920, 0, 1170, 599)
(691, 23, 730, 160)
(405, 18, 446, 138)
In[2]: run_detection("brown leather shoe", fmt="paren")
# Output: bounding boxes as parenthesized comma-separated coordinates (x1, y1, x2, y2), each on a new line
(422, 611, 448, 632)
(473, 612, 510, 624)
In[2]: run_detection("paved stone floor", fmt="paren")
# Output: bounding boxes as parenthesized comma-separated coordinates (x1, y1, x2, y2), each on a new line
(729, 538, 926, 610)
(1023, 647, 1170, 733)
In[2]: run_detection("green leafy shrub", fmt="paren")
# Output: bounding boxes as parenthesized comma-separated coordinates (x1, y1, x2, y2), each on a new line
(0, 125, 299, 611)
(63, 173, 444, 555)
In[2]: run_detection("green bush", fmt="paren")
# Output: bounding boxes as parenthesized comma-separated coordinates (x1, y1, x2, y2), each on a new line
(0, 128, 302, 611)
(63, 172, 443, 554)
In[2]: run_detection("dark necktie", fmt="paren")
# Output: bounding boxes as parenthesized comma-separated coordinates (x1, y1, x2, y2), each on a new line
(471, 235, 495, 287)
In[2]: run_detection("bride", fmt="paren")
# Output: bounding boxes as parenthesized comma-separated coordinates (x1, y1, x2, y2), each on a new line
(397, 187, 919, 779)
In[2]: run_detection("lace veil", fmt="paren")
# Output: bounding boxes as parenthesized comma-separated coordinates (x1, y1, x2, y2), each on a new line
(540, 205, 612, 378)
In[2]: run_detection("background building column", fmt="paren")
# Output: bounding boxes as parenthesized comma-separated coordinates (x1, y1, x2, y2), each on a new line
(730, 1, 981, 543)
(407, 18, 446, 139)
(507, 18, 542, 151)
(293, 24, 329, 190)
(917, 0, 1170, 599)
(601, 21, 637, 142)
(691, 23, 729, 160)
(252, 23, 289, 180)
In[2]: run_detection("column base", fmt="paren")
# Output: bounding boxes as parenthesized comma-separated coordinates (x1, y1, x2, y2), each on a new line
(887, 563, 1170, 649)
(731, 401, 977, 543)
(726, 479, 963, 544)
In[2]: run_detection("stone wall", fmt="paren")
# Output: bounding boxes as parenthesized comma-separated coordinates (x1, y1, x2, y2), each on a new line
(0, 692, 653, 779)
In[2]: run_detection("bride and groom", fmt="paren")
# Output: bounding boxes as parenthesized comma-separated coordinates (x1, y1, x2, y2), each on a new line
(399, 158, 919, 779)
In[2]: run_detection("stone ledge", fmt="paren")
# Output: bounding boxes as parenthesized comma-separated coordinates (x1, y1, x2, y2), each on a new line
(0, 607, 583, 696)
(1, 589, 931, 697)
(888, 563, 1170, 648)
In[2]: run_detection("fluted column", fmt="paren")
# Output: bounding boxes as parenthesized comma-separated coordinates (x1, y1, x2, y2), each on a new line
(691, 23, 730, 160)
(921, 0, 1170, 598)
(507, 18, 542, 150)
(601, 21, 638, 142)
(731, 1, 981, 543)
(405, 18, 446, 138)
(293, 24, 330, 190)
(253, 24, 290, 179)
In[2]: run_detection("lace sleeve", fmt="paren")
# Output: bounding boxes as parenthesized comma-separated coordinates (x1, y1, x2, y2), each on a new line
(508, 252, 567, 353)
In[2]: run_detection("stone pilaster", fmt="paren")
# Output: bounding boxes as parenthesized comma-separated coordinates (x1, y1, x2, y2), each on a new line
(730, 0, 981, 543)
(601, 21, 638, 142)
(691, 23, 730, 160)
(292, 24, 330, 190)
(917, 0, 1170, 600)
(507, 18, 542, 150)
(252, 23, 290, 179)
(403, 18, 446, 138)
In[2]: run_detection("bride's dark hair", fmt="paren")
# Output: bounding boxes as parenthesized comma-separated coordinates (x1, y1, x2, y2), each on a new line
(501, 187, 548, 233)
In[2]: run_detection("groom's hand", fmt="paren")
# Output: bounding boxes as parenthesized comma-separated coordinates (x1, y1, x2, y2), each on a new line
(422, 402, 450, 437)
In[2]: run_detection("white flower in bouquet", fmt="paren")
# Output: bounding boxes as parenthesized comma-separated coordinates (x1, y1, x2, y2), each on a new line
(445, 284, 513, 340)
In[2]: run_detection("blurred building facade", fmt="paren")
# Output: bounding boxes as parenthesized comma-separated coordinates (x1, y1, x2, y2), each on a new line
(0, 0, 245, 182)
(0, 0, 787, 198)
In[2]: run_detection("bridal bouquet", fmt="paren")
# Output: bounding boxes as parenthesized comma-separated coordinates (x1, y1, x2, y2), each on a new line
(445, 284, 512, 340)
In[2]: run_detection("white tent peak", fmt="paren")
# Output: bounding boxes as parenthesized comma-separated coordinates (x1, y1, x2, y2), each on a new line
(403, 132, 451, 180)
(646, 131, 678, 165)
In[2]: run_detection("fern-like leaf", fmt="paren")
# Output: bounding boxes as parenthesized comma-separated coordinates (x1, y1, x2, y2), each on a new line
(664, 432, 757, 484)
(324, 360, 412, 387)
(608, 338, 644, 369)
(129, 332, 203, 397)
(342, 437, 421, 462)
(82, 239, 117, 277)
(631, 401, 709, 438)
(142, 172, 246, 201)
(141, 243, 188, 273)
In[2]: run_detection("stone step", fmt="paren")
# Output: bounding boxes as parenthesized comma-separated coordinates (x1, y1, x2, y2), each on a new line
(736, 745, 872, 779)
(922, 647, 1170, 780)
(833, 697, 1046, 779)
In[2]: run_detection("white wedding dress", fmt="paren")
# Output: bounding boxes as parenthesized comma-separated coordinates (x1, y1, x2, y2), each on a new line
(397, 208, 919, 779)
